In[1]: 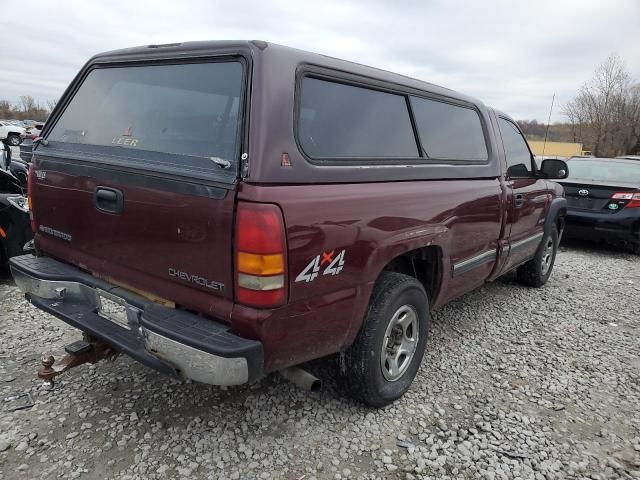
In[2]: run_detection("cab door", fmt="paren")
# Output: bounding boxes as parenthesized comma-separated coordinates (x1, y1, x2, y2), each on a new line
(496, 116, 551, 271)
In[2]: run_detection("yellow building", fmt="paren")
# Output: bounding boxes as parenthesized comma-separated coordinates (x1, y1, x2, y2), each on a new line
(527, 140, 583, 158)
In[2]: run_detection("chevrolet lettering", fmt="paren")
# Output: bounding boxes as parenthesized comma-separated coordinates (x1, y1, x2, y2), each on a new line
(168, 268, 224, 291)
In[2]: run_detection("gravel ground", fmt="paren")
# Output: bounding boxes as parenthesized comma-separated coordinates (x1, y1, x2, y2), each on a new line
(0, 241, 639, 480)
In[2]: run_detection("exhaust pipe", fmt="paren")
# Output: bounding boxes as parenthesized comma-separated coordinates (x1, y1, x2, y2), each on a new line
(279, 367, 322, 392)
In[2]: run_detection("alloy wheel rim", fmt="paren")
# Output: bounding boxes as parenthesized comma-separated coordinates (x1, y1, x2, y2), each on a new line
(541, 238, 554, 275)
(380, 305, 419, 382)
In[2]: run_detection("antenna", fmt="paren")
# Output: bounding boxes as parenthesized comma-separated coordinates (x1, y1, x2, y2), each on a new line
(541, 93, 555, 159)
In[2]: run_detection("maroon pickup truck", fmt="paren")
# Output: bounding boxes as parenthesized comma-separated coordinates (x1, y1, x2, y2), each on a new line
(10, 41, 568, 407)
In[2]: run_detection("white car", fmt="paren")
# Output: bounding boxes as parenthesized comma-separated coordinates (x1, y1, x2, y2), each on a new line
(0, 121, 26, 146)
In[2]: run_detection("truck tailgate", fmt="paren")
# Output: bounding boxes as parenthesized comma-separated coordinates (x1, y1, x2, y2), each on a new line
(33, 157, 236, 310)
(30, 59, 247, 317)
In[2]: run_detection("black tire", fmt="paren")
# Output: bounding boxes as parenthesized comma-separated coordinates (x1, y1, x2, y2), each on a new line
(516, 225, 559, 287)
(630, 242, 640, 255)
(7, 134, 21, 146)
(339, 271, 429, 407)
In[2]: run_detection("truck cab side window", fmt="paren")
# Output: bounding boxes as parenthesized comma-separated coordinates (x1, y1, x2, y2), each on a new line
(498, 118, 533, 178)
(410, 96, 488, 161)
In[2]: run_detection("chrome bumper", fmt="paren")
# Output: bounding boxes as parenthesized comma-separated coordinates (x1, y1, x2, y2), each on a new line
(144, 332, 248, 385)
(11, 257, 262, 386)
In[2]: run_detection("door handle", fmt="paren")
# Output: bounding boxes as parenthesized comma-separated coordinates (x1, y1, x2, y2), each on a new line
(95, 187, 124, 214)
(514, 193, 525, 208)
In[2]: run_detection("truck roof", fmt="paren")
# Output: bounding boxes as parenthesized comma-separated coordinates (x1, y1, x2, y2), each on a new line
(49, 40, 502, 185)
(89, 40, 484, 109)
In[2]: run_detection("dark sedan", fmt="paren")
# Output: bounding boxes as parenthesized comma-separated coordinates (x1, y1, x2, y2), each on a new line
(560, 157, 640, 254)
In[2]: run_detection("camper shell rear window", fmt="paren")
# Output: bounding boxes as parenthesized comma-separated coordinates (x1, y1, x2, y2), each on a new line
(46, 59, 246, 181)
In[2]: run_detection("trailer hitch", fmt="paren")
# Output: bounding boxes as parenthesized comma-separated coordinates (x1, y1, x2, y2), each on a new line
(38, 340, 117, 390)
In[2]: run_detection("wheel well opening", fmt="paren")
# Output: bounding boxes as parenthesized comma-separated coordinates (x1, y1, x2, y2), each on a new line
(383, 246, 442, 302)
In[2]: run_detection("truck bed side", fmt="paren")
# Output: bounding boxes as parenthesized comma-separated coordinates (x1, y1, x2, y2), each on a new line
(232, 179, 503, 371)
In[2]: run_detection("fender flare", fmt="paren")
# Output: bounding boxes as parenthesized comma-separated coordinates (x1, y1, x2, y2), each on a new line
(544, 197, 567, 236)
(365, 225, 450, 285)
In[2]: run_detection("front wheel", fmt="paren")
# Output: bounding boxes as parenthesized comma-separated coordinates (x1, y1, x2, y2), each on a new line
(516, 225, 559, 287)
(339, 271, 429, 407)
(7, 134, 20, 146)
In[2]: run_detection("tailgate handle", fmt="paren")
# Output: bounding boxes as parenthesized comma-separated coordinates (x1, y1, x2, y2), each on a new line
(95, 187, 123, 214)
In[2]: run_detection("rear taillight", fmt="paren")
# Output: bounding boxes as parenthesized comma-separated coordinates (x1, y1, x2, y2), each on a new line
(611, 192, 640, 208)
(235, 202, 287, 308)
(27, 165, 37, 232)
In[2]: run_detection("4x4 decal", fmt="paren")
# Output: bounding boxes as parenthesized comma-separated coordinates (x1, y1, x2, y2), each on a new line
(295, 249, 346, 283)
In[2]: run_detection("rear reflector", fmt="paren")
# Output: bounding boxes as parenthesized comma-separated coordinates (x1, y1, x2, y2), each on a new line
(235, 202, 287, 308)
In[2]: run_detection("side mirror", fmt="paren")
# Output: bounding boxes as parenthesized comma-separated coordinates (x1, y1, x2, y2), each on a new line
(540, 158, 568, 179)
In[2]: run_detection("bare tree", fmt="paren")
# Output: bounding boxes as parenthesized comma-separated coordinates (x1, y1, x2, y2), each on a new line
(622, 84, 640, 154)
(563, 54, 640, 156)
(0, 97, 49, 121)
(19, 95, 37, 113)
(46, 99, 58, 113)
(0, 100, 11, 119)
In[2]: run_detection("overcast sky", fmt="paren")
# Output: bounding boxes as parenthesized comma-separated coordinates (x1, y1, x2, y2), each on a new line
(2, 0, 639, 122)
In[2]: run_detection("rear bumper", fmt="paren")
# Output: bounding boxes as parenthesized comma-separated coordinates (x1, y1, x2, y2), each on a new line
(9, 254, 264, 385)
(564, 209, 640, 243)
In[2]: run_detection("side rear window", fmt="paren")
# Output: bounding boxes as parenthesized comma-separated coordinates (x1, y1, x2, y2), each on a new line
(410, 97, 488, 161)
(298, 77, 419, 159)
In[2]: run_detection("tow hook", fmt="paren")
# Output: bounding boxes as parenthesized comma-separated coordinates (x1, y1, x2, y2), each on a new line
(38, 340, 117, 390)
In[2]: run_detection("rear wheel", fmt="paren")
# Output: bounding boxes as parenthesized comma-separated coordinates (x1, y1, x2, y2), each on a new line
(516, 225, 558, 287)
(339, 271, 429, 407)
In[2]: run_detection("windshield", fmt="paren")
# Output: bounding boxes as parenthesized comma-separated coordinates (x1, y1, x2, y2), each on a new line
(48, 61, 244, 165)
(568, 159, 640, 184)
